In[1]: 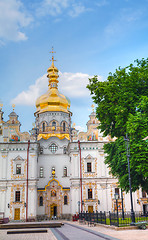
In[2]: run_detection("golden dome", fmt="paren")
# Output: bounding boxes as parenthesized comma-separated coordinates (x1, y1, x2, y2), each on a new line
(35, 56, 70, 114)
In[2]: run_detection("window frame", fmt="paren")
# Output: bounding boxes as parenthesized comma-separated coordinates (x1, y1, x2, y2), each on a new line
(16, 164, 21, 174)
(42, 122, 45, 132)
(87, 162, 91, 172)
(115, 188, 120, 198)
(52, 121, 56, 130)
(49, 143, 58, 153)
(63, 167, 67, 177)
(64, 195, 68, 205)
(15, 191, 20, 202)
(40, 167, 44, 178)
(39, 196, 43, 206)
(88, 188, 92, 199)
(63, 122, 66, 132)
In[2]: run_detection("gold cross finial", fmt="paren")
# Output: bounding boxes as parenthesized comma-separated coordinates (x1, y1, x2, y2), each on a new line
(0, 100, 3, 110)
(12, 104, 15, 111)
(50, 46, 56, 62)
(0, 103, 3, 110)
(91, 104, 95, 112)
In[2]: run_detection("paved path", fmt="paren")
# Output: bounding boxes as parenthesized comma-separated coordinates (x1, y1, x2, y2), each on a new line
(52, 222, 119, 240)
(0, 228, 57, 240)
(65, 221, 148, 240)
(0, 221, 148, 240)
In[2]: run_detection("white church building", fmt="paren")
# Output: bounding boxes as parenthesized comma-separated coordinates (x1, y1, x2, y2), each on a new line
(0, 55, 147, 221)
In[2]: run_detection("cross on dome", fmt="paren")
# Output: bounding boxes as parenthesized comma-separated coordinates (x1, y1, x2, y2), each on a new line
(50, 47, 56, 63)
(12, 104, 15, 111)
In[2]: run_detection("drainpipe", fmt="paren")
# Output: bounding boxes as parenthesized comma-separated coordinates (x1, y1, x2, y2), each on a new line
(78, 140, 83, 212)
(26, 140, 30, 222)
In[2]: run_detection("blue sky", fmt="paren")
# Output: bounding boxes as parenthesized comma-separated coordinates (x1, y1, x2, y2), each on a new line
(1, 0, 148, 132)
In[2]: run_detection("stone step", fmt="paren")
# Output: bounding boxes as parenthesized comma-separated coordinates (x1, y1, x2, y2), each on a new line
(0, 222, 63, 229)
(7, 229, 48, 234)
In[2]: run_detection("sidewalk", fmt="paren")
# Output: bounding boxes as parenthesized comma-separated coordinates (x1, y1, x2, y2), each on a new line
(0, 228, 57, 240)
(65, 221, 148, 240)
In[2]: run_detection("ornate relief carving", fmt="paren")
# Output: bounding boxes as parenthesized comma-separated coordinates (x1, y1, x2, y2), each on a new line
(38, 179, 70, 218)
(11, 158, 27, 180)
(82, 156, 97, 178)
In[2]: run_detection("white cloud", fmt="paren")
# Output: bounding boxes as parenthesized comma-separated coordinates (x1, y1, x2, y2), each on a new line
(104, 8, 143, 37)
(75, 125, 85, 132)
(68, 3, 89, 18)
(11, 74, 47, 106)
(58, 72, 92, 97)
(36, 0, 88, 18)
(96, 0, 108, 7)
(11, 71, 102, 106)
(36, 0, 69, 17)
(0, 0, 32, 42)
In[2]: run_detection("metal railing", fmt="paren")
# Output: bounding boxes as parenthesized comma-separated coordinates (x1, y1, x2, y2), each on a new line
(78, 211, 148, 227)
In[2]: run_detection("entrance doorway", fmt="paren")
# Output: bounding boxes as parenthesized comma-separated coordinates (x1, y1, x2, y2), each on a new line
(14, 208, 20, 220)
(88, 206, 93, 213)
(50, 203, 57, 219)
(54, 206, 57, 217)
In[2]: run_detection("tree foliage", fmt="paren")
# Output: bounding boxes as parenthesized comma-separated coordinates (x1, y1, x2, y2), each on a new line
(87, 59, 148, 193)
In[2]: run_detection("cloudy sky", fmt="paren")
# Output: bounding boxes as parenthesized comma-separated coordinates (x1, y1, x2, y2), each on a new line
(1, 0, 148, 132)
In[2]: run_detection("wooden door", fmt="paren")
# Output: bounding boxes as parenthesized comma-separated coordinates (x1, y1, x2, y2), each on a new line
(88, 206, 93, 213)
(50, 203, 57, 218)
(14, 208, 20, 220)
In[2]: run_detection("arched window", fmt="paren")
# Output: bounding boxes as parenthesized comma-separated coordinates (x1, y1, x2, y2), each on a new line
(64, 195, 68, 205)
(63, 122, 66, 132)
(39, 196, 43, 206)
(52, 121, 56, 130)
(63, 167, 67, 177)
(42, 122, 45, 132)
(49, 144, 58, 153)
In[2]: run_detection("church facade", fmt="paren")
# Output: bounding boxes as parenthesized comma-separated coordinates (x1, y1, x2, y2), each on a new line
(0, 56, 147, 221)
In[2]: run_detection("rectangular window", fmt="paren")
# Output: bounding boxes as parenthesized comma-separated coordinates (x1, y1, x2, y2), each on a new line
(15, 191, 20, 202)
(88, 189, 92, 199)
(64, 196, 68, 205)
(39, 196, 43, 206)
(115, 188, 120, 198)
(87, 162, 91, 172)
(16, 164, 21, 174)
(63, 167, 67, 177)
(40, 167, 43, 178)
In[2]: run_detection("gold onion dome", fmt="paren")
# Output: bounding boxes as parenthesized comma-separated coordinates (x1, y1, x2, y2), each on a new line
(35, 56, 70, 114)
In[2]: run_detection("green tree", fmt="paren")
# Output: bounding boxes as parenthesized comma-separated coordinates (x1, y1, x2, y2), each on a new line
(87, 59, 148, 193)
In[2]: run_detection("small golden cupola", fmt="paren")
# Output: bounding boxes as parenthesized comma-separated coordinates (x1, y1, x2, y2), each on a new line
(35, 54, 70, 114)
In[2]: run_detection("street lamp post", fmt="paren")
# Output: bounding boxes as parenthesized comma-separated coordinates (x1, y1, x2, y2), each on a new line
(124, 134, 135, 225)
(114, 193, 119, 219)
(121, 189, 125, 220)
